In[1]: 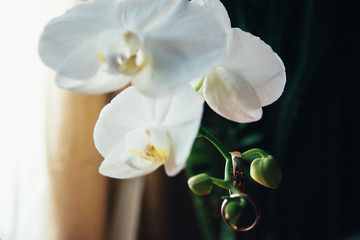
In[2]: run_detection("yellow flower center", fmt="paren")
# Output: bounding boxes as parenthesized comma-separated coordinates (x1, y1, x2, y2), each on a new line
(116, 51, 146, 75)
(97, 31, 146, 75)
(129, 144, 168, 165)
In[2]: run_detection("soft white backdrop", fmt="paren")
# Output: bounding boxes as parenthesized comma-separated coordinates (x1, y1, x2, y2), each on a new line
(0, 0, 73, 239)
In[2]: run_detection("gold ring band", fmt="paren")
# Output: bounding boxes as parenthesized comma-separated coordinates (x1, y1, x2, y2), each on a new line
(221, 193, 260, 232)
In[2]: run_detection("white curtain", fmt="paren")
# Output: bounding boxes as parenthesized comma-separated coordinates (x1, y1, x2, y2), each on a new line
(0, 0, 73, 239)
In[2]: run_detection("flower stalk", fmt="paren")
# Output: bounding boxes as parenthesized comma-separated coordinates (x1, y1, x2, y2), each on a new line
(210, 177, 241, 194)
(198, 126, 232, 181)
(242, 148, 268, 159)
(197, 126, 279, 192)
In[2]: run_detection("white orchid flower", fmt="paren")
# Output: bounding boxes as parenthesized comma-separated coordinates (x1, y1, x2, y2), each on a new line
(39, 0, 227, 96)
(193, 0, 286, 123)
(93, 86, 204, 178)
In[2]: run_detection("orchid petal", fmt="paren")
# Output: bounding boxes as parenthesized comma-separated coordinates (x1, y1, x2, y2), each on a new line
(55, 65, 130, 94)
(191, 0, 231, 31)
(164, 159, 186, 177)
(220, 28, 286, 107)
(55, 41, 100, 79)
(163, 86, 204, 167)
(137, 1, 227, 96)
(39, 0, 121, 77)
(94, 87, 156, 156)
(203, 66, 263, 122)
(120, 0, 179, 32)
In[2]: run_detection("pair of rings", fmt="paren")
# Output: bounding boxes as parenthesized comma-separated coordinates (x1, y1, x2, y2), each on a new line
(220, 152, 260, 231)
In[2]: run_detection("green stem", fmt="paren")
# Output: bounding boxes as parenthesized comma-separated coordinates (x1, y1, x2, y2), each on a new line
(198, 126, 232, 181)
(210, 177, 241, 194)
(242, 148, 268, 159)
(198, 126, 231, 162)
(224, 157, 232, 182)
(211, 178, 247, 210)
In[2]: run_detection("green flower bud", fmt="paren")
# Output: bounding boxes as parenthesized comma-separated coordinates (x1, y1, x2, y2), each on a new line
(250, 155, 282, 189)
(224, 200, 244, 220)
(187, 173, 213, 196)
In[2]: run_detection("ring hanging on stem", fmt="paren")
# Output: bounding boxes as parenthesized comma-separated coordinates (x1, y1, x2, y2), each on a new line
(221, 193, 260, 232)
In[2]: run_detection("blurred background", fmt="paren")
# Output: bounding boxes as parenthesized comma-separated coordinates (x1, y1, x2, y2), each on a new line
(0, 0, 358, 239)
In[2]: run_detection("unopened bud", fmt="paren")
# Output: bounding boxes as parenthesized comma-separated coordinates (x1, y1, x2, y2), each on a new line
(224, 199, 245, 220)
(250, 155, 282, 189)
(188, 173, 213, 196)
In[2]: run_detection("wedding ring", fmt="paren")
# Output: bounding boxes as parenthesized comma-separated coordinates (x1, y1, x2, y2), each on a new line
(221, 193, 260, 232)
(230, 152, 245, 192)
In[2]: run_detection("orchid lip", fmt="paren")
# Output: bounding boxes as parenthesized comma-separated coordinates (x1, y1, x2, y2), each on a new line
(116, 49, 146, 75)
(129, 144, 168, 164)
(97, 31, 147, 75)
(125, 126, 171, 170)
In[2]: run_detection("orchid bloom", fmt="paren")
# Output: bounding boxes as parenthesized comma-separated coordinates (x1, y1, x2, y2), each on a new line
(93, 86, 204, 178)
(39, 0, 226, 96)
(193, 0, 286, 123)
